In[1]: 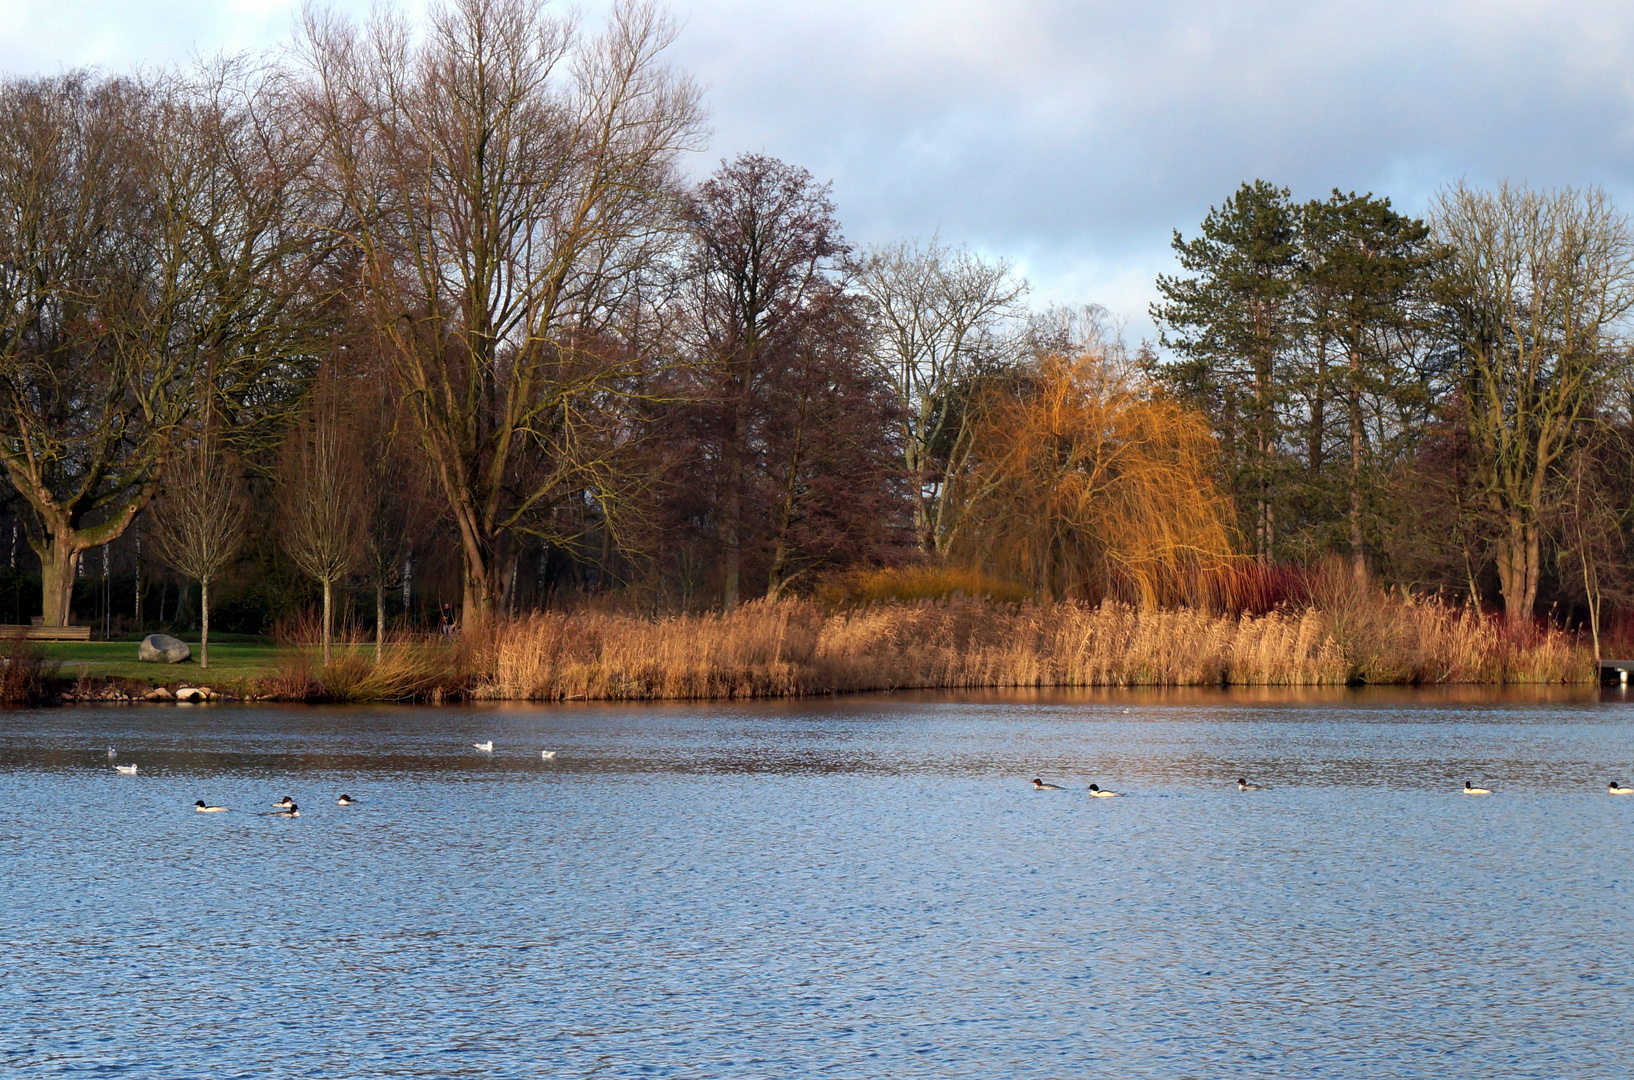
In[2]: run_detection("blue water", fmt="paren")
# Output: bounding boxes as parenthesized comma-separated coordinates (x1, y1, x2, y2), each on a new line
(2, 688, 1632, 1078)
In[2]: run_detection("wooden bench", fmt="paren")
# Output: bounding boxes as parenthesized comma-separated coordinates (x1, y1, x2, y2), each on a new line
(0, 624, 92, 641)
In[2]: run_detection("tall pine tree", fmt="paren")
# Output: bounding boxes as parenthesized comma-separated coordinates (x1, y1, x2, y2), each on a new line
(1152, 181, 1302, 558)
(1300, 191, 1439, 580)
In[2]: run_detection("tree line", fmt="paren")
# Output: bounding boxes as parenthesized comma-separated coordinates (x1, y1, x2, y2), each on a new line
(1152, 180, 1634, 641)
(1, 0, 1629, 659)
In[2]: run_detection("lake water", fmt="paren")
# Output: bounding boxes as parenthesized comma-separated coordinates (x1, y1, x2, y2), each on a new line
(2, 687, 1632, 1078)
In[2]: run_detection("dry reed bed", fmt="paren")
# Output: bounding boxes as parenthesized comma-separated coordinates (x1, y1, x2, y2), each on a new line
(464, 598, 1593, 701)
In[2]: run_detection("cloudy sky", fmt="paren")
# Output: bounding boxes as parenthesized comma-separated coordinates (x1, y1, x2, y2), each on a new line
(6, 0, 1633, 338)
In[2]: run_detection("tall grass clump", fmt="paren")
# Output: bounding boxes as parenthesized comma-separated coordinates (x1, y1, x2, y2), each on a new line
(268, 610, 462, 701)
(476, 602, 820, 700)
(0, 635, 59, 704)
(1304, 563, 1591, 684)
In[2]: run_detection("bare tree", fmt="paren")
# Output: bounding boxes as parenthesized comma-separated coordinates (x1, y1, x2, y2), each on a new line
(0, 68, 331, 626)
(858, 238, 1026, 553)
(1432, 182, 1634, 618)
(277, 383, 365, 666)
(148, 441, 249, 669)
(355, 368, 434, 661)
(300, 0, 704, 626)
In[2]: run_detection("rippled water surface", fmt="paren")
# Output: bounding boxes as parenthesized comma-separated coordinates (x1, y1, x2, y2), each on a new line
(3, 687, 1633, 1078)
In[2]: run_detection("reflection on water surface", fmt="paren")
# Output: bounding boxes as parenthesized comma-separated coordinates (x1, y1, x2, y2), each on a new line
(2, 687, 1631, 1078)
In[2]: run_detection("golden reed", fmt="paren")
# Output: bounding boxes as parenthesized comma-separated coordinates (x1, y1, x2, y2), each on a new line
(458, 596, 1591, 702)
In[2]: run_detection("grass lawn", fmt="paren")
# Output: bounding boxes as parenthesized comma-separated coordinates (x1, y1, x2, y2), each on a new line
(38, 641, 281, 685)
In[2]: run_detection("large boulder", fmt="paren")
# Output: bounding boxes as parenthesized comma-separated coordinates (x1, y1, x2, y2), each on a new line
(138, 634, 191, 664)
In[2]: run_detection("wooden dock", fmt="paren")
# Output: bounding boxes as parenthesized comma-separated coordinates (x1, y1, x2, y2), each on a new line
(1599, 659, 1634, 684)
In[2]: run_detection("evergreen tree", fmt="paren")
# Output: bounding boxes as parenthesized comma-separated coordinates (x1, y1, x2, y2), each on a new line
(1151, 181, 1302, 558)
(1299, 191, 1439, 579)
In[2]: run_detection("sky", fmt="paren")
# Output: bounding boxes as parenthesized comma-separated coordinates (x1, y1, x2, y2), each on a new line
(6, 0, 1634, 340)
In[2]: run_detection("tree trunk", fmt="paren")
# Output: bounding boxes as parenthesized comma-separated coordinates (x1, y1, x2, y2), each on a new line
(375, 581, 385, 664)
(37, 536, 81, 627)
(765, 540, 789, 601)
(907, 443, 933, 553)
(201, 577, 211, 670)
(722, 401, 744, 610)
(134, 532, 143, 632)
(1494, 513, 1540, 620)
(456, 513, 494, 630)
(1348, 345, 1366, 583)
(1582, 549, 1602, 661)
(322, 577, 333, 668)
(1309, 391, 1324, 476)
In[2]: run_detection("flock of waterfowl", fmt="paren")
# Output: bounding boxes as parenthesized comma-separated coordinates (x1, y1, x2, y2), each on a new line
(102, 743, 1634, 804)
(1032, 776, 1634, 795)
(103, 740, 562, 815)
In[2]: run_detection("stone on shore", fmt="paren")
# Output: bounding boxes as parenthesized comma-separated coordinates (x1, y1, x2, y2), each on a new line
(138, 634, 191, 664)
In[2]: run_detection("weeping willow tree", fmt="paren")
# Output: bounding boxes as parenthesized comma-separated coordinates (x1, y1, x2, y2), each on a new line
(944, 349, 1238, 605)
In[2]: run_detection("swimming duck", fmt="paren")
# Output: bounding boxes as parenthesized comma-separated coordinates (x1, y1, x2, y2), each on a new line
(1087, 784, 1122, 797)
(273, 796, 295, 809)
(473, 741, 494, 752)
(540, 750, 557, 760)
(1610, 780, 1634, 795)
(1031, 778, 1062, 790)
(115, 763, 138, 775)
(269, 803, 300, 818)
(1237, 778, 1265, 791)
(337, 794, 357, 805)
(1463, 781, 1492, 795)
(194, 800, 229, 813)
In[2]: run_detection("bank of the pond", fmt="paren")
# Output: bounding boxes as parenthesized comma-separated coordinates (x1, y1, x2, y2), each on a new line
(20, 598, 1594, 705)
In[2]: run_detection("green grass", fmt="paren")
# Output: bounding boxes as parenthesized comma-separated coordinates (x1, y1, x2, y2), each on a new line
(38, 641, 280, 685)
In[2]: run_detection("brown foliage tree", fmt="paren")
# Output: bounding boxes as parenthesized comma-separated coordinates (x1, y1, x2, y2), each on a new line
(757, 295, 904, 599)
(946, 350, 1237, 605)
(680, 153, 849, 607)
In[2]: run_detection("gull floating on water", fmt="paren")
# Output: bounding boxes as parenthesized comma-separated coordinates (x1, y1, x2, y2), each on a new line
(540, 750, 557, 760)
(473, 741, 494, 752)
(115, 764, 138, 775)
(1464, 781, 1492, 795)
